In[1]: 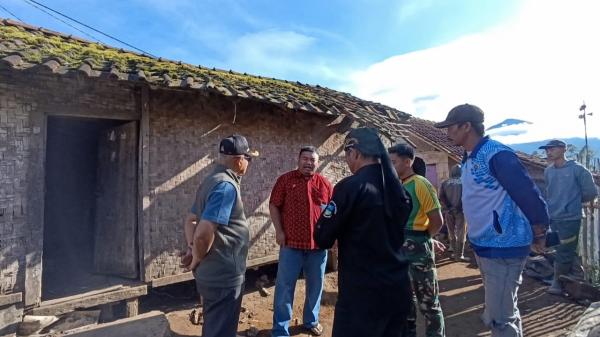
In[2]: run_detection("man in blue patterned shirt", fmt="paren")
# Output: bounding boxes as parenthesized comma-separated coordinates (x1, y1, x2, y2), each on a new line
(435, 104, 549, 337)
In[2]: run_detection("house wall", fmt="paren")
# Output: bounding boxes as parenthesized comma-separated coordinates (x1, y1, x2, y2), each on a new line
(407, 135, 457, 189)
(142, 89, 360, 281)
(0, 68, 138, 311)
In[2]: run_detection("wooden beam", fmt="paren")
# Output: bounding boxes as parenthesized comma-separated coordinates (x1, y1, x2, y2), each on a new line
(41, 285, 123, 306)
(150, 272, 194, 288)
(149, 254, 280, 288)
(138, 85, 151, 282)
(125, 298, 139, 317)
(29, 285, 147, 316)
(0, 292, 22, 307)
(247, 255, 279, 269)
(46, 110, 140, 121)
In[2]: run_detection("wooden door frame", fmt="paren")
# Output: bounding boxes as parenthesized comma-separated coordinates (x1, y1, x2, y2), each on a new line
(37, 89, 148, 306)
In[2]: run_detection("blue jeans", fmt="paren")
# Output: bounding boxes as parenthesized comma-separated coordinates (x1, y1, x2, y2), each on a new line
(476, 255, 527, 337)
(272, 247, 327, 337)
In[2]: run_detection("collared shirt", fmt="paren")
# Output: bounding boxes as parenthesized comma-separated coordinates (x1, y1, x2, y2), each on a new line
(402, 174, 441, 231)
(270, 170, 333, 250)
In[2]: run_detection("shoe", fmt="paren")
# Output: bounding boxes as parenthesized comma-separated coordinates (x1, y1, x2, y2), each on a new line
(306, 323, 323, 336)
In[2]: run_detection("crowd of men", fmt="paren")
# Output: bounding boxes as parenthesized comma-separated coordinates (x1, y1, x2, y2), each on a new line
(181, 104, 598, 337)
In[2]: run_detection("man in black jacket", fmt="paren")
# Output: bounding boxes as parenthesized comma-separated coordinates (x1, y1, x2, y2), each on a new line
(314, 128, 413, 337)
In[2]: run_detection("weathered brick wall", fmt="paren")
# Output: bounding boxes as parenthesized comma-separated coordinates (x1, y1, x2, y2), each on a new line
(143, 90, 354, 280)
(0, 69, 137, 305)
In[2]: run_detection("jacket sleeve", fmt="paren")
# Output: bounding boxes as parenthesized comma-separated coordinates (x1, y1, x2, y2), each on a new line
(490, 151, 549, 227)
(314, 181, 354, 249)
(577, 165, 599, 202)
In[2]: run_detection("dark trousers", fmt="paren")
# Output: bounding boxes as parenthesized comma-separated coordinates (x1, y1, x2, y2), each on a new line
(332, 282, 412, 337)
(196, 283, 244, 337)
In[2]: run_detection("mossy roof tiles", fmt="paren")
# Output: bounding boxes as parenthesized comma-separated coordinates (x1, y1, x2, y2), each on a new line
(0, 19, 410, 140)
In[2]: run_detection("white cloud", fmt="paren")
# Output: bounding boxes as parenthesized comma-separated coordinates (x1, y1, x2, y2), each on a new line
(226, 29, 344, 83)
(345, 0, 600, 144)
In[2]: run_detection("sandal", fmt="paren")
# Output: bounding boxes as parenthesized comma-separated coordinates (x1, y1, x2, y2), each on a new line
(307, 323, 324, 336)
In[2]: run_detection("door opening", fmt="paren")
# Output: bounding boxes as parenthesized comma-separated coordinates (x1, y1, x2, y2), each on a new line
(42, 116, 139, 301)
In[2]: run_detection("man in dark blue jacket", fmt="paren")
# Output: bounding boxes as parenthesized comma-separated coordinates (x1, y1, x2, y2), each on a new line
(436, 104, 549, 337)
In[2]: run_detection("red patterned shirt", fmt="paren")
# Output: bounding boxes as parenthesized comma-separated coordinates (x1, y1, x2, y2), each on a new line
(270, 170, 333, 250)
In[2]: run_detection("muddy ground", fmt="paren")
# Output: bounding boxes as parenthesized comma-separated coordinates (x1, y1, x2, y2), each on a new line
(141, 249, 586, 337)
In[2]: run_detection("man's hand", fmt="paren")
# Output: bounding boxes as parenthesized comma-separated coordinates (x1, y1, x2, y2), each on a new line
(530, 237, 546, 255)
(530, 224, 547, 255)
(180, 247, 200, 272)
(275, 230, 285, 246)
(179, 247, 193, 268)
(432, 239, 446, 254)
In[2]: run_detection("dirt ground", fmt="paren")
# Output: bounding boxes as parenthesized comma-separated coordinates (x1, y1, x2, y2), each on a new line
(141, 249, 586, 337)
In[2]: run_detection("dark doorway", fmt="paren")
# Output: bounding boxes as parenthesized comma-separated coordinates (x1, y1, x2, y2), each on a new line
(42, 116, 139, 301)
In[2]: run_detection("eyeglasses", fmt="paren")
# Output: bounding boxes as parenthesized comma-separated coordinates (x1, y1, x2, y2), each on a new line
(243, 154, 252, 162)
(343, 144, 354, 152)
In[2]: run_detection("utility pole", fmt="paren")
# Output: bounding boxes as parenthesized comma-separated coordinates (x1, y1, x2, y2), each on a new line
(578, 102, 593, 169)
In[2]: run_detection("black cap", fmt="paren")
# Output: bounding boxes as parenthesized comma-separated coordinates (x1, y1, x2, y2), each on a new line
(538, 139, 567, 149)
(344, 127, 385, 156)
(388, 143, 415, 160)
(412, 157, 426, 177)
(434, 104, 485, 128)
(219, 134, 259, 157)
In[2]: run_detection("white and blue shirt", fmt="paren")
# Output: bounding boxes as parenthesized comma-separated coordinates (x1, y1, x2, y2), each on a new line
(462, 136, 549, 258)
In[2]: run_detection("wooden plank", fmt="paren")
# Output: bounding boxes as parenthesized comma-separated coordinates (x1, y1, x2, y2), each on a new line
(46, 109, 140, 121)
(25, 251, 42, 307)
(41, 285, 123, 306)
(29, 285, 148, 316)
(247, 255, 279, 269)
(151, 272, 194, 288)
(94, 121, 139, 278)
(60, 311, 169, 337)
(138, 86, 151, 282)
(0, 292, 22, 307)
(125, 298, 139, 317)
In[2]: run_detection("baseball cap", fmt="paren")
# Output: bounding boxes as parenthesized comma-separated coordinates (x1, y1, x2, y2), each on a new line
(538, 139, 567, 149)
(219, 134, 259, 157)
(434, 104, 485, 128)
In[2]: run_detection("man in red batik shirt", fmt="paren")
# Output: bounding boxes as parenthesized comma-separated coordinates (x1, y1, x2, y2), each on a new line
(270, 146, 333, 337)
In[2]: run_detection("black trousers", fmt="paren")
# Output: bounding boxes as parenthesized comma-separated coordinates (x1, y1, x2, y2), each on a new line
(196, 283, 244, 337)
(332, 281, 412, 337)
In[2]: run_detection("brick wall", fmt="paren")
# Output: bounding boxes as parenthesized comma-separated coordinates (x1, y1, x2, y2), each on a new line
(142, 90, 355, 280)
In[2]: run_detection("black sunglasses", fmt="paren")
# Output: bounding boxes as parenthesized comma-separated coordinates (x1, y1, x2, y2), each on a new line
(243, 154, 252, 162)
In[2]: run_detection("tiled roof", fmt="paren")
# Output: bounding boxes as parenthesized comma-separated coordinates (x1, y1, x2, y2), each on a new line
(405, 117, 463, 160)
(0, 19, 410, 139)
(405, 116, 556, 170)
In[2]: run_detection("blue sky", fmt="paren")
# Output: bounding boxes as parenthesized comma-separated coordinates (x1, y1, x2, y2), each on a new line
(2, 0, 598, 143)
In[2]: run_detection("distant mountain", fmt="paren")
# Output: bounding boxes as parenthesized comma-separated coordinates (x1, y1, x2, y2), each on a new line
(509, 137, 600, 156)
(487, 118, 532, 131)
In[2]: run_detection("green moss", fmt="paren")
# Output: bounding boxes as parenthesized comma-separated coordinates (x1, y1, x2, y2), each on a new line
(0, 25, 320, 103)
